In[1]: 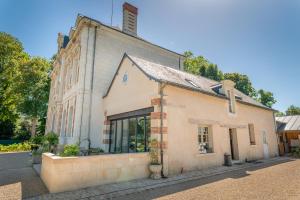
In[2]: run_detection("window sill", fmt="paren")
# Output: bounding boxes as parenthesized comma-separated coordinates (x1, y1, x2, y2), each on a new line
(196, 152, 216, 157)
(107, 152, 149, 156)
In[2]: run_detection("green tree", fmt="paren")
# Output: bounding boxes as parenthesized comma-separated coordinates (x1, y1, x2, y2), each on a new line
(224, 73, 256, 97)
(275, 111, 285, 117)
(0, 32, 29, 138)
(184, 51, 210, 75)
(17, 57, 51, 136)
(286, 105, 300, 116)
(183, 51, 223, 81)
(205, 64, 224, 81)
(256, 89, 276, 108)
(0, 32, 28, 121)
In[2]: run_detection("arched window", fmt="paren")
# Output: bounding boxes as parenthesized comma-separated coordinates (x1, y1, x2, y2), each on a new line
(67, 106, 73, 137)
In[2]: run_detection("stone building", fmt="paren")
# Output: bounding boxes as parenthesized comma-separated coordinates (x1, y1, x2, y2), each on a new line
(43, 2, 279, 192)
(46, 3, 184, 149)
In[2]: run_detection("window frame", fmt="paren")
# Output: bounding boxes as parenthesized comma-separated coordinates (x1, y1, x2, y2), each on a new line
(108, 108, 152, 154)
(198, 125, 213, 154)
(248, 123, 256, 145)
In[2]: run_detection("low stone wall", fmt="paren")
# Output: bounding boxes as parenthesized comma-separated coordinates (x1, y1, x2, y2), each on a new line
(41, 152, 150, 193)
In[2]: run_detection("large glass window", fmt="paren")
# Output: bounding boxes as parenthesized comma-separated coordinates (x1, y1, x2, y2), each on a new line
(129, 118, 137, 153)
(109, 115, 150, 153)
(122, 119, 129, 152)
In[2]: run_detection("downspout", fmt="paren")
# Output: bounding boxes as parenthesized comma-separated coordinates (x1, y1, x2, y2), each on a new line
(79, 23, 91, 146)
(273, 112, 280, 156)
(87, 25, 97, 149)
(159, 82, 167, 178)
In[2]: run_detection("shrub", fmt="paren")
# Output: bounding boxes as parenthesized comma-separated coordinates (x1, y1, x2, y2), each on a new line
(30, 134, 45, 145)
(44, 132, 59, 153)
(292, 147, 300, 158)
(45, 132, 59, 146)
(30, 134, 45, 150)
(88, 148, 104, 155)
(149, 138, 160, 165)
(0, 142, 32, 152)
(60, 144, 80, 157)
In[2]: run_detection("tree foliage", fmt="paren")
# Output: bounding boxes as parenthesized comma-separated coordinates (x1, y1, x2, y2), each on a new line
(223, 73, 256, 97)
(286, 105, 300, 116)
(183, 51, 277, 108)
(183, 51, 223, 81)
(17, 57, 51, 118)
(0, 32, 29, 122)
(0, 32, 52, 138)
(275, 111, 285, 117)
(256, 89, 276, 108)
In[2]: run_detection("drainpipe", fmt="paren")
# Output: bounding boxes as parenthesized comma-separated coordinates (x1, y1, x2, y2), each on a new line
(273, 112, 280, 156)
(159, 82, 167, 178)
(79, 23, 91, 146)
(87, 25, 97, 149)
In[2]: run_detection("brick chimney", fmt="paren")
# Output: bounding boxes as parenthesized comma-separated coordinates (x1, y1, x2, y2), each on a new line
(122, 2, 138, 36)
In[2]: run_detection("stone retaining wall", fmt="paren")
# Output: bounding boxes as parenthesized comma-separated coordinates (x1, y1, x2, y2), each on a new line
(41, 152, 150, 193)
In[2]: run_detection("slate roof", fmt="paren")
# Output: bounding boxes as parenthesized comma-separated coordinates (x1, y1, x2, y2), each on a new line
(276, 115, 300, 132)
(105, 54, 273, 111)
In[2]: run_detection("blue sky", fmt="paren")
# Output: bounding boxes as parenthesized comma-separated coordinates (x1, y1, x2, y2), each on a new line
(1, 0, 299, 112)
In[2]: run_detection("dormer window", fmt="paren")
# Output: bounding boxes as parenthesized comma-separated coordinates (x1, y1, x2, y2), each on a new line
(221, 80, 236, 114)
(227, 90, 236, 113)
(185, 79, 200, 88)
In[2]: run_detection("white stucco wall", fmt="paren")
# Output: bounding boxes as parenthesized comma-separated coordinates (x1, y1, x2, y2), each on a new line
(46, 18, 184, 149)
(77, 24, 183, 149)
(165, 85, 278, 174)
(103, 57, 278, 176)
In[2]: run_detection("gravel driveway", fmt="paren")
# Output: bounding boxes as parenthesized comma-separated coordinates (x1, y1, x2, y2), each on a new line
(0, 152, 48, 200)
(116, 158, 300, 200)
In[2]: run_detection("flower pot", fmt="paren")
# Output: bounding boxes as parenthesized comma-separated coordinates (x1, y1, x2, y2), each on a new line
(149, 164, 162, 179)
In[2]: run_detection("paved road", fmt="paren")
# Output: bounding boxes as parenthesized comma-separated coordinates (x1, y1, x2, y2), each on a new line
(115, 159, 300, 200)
(0, 152, 48, 200)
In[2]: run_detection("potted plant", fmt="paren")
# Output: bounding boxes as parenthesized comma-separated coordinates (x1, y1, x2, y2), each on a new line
(45, 132, 59, 153)
(32, 148, 43, 164)
(149, 138, 162, 179)
(30, 134, 45, 151)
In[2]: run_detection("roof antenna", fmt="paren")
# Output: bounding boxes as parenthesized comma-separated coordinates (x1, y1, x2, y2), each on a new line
(110, 0, 114, 26)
